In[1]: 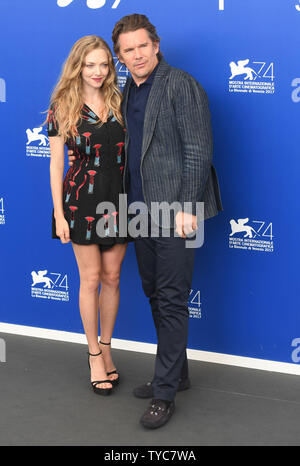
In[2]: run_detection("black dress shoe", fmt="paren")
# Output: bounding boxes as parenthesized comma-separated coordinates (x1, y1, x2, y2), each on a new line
(133, 378, 191, 399)
(140, 399, 175, 429)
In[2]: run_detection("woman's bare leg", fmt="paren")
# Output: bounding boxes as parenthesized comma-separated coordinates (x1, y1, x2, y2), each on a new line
(99, 243, 127, 380)
(72, 243, 112, 389)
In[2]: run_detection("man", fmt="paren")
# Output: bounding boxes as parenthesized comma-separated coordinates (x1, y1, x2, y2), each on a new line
(69, 14, 222, 429)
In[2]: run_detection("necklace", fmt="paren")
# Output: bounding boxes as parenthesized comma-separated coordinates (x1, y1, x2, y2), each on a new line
(85, 101, 108, 122)
(98, 106, 109, 123)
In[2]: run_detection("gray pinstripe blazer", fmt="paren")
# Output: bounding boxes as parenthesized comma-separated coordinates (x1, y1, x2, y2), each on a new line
(122, 58, 223, 221)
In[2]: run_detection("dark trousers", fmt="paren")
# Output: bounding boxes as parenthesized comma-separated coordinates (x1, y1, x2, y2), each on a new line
(134, 233, 195, 401)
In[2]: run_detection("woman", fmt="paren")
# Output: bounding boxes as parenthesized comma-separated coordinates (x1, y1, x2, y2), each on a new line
(47, 36, 128, 396)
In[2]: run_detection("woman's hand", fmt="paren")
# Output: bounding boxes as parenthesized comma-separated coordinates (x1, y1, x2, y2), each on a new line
(55, 216, 70, 243)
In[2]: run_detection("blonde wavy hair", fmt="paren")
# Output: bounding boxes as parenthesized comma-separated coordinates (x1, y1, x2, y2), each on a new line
(48, 35, 123, 141)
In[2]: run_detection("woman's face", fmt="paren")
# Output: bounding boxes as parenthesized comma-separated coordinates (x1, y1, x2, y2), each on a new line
(81, 48, 110, 90)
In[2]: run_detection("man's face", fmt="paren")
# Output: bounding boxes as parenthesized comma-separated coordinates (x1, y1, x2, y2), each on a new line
(118, 28, 159, 86)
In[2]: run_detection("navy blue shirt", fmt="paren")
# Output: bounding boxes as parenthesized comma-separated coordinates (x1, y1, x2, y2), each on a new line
(126, 64, 158, 205)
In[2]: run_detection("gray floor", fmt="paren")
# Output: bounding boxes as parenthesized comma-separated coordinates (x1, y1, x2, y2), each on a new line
(1, 333, 300, 446)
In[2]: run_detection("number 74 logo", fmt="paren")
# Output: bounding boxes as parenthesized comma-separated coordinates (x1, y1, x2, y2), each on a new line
(252, 221, 274, 240)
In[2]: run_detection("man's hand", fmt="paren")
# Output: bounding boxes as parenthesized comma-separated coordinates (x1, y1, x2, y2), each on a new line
(175, 211, 197, 238)
(67, 149, 76, 167)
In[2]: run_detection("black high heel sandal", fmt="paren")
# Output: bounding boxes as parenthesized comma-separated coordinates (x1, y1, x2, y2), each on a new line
(87, 350, 113, 396)
(99, 340, 120, 387)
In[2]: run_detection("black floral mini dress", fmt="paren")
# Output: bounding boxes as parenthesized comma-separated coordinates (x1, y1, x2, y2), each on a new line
(47, 104, 129, 250)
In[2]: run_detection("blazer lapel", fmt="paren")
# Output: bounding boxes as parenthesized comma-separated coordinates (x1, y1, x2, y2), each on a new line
(141, 59, 171, 159)
(122, 77, 132, 127)
(122, 77, 132, 151)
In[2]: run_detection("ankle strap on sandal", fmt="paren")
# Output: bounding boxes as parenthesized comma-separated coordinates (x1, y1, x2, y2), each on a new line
(87, 350, 102, 356)
(99, 340, 111, 345)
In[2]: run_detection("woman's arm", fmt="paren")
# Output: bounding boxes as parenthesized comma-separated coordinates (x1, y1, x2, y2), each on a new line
(49, 136, 70, 243)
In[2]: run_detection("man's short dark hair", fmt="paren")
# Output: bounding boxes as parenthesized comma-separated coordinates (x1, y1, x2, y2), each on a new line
(112, 14, 162, 60)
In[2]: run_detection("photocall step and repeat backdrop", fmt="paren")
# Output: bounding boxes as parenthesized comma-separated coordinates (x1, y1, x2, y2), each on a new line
(0, 0, 299, 372)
